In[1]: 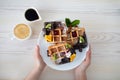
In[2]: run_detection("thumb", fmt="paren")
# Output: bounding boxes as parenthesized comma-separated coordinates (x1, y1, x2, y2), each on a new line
(35, 45, 41, 60)
(35, 45, 40, 54)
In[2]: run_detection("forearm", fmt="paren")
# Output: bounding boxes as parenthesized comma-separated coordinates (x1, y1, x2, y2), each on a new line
(75, 71, 87, 80)
(25, 67, 44, 80)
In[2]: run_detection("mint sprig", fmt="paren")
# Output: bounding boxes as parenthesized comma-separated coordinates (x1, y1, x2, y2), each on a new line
(65, 18, 80, 27)
(65, 18, 71, 27)
(71, 20, 80, 27)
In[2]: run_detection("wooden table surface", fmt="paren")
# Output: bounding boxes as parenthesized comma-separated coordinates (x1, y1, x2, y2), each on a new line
(0, 0, 120, 80)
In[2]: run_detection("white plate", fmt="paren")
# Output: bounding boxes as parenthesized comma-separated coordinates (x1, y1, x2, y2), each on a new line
(37, 29, 89, 71)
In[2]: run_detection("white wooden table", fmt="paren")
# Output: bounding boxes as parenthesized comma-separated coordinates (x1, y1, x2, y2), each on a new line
(0, 0, 120, 80)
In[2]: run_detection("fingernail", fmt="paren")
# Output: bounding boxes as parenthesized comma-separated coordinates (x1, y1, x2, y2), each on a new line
(35, 45, 38, 49)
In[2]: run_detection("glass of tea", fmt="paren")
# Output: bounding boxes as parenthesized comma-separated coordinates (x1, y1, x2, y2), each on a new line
(25, 7, 42, 22)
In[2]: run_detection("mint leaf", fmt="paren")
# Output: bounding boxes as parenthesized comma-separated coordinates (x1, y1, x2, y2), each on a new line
(45, 23, 51, 29)
(65, 43, 72, 48)
(79, 36, 85, 43)
(71, 20, 80, 27)
(65, 18, 71, 27)
(53, 53, 58, 60)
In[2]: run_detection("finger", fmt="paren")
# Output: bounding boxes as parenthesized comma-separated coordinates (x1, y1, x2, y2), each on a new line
(83, 51, 90, 62)
(82, 45, 91, 62)
(87, 50, 91, 60)
(35, 45, 40, 54)
(35, 45, 41, 59)
(86, 45, 91, 61)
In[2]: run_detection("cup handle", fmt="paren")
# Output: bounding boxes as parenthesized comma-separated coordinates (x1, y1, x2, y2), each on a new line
(8, 33, 15, 40)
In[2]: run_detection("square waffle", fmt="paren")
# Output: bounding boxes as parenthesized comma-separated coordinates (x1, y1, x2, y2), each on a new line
(67, 27, 85, 45)
(51, 28, 67, 43)
(47, 43, 76, 64)
(48, 43, 67, 57)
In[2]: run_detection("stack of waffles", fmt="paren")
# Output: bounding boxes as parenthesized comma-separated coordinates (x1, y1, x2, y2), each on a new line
(43, 21, 87, 64)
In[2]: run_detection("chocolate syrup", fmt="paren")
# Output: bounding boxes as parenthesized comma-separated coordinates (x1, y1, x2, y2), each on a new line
(25, 8, 39, 21)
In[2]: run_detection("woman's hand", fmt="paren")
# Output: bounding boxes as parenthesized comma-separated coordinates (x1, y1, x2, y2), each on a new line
(34, 45, 46, 70)
(76, 47, 91, 72)
(74, 46, 91, 80)
(25, 45, 46, 80)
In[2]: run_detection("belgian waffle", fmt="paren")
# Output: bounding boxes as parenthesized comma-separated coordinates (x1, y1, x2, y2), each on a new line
(48, 43, 67, 57)
(67, 27, 85, 44)
(51, 28, 67, 43)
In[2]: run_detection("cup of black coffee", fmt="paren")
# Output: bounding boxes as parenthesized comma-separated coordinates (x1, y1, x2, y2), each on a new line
(25, 7, 42, 22)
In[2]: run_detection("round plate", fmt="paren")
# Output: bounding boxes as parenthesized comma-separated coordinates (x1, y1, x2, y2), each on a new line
(37, 30, 89, 71)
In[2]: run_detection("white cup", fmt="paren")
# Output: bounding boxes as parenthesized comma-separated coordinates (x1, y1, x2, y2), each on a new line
(12, 23, 32, 41)
(24, 7, 42, 22)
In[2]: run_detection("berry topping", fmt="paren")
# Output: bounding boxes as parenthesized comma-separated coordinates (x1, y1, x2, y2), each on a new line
(53, 22, 62, 28)
(72, 31, 77, 37)
(79, 48, 82, 52)
(54, 30, 59, 35)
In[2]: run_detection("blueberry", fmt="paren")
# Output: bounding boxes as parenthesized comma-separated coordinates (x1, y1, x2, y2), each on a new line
(53, 22, 61, 28)
(73, 44, 79, 49)
(42, 28, 51, 35)
(79, 43, 87, 48)
(42, 28, 46, 32)
(47, 50, 51, 57)
(79, 48, 82, 52)
(70, 48, 76, 54)
(61, 57, 70, 63)
(46, 29, 51, 35)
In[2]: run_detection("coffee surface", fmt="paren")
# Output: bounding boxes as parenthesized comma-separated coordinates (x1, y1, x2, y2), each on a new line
(14, 24, 30, 39)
